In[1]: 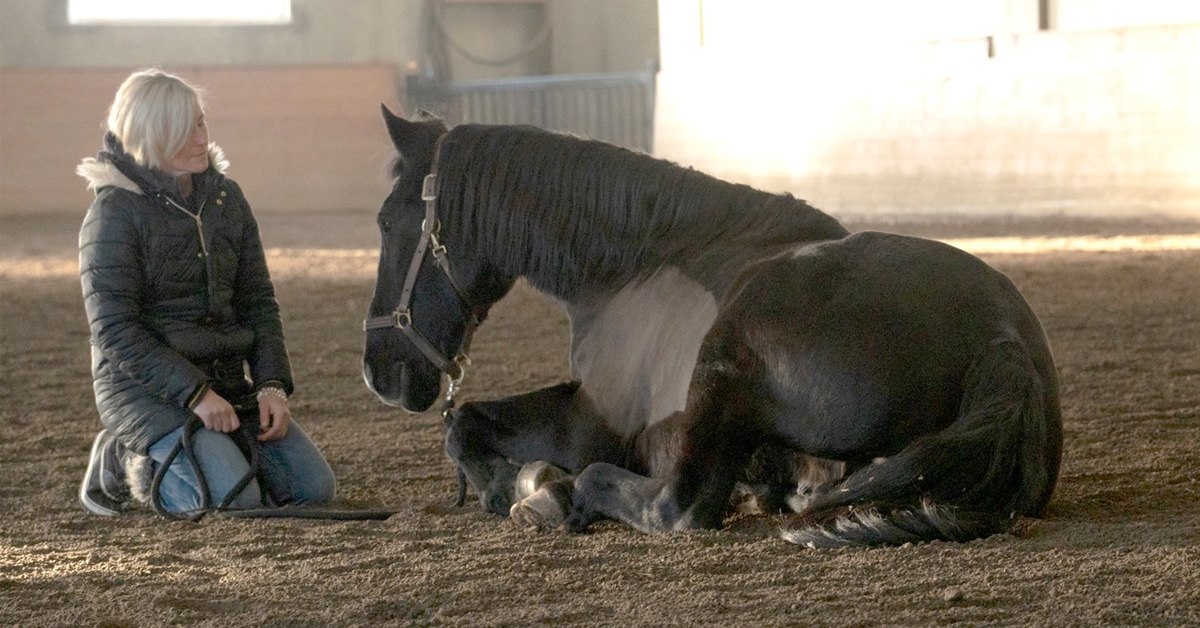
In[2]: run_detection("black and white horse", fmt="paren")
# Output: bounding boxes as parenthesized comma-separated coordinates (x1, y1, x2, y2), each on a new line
(363, 108, 1063, 547)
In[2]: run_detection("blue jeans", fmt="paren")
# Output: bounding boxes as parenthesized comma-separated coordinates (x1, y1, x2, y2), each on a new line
(147, 419, 336, 513)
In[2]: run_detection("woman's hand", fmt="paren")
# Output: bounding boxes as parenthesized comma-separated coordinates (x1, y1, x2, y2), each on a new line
(257, 393, 291, 442)
(193, 389, 239, 433)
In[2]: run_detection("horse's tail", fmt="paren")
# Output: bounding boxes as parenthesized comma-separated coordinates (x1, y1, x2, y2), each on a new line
(781, 338, 1062, 548)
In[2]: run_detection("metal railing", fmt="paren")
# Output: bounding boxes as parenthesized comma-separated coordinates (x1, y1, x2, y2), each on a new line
(405, 66, 657, 152)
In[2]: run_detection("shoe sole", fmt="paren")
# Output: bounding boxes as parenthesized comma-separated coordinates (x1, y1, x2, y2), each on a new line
(79, 432, 121, 516)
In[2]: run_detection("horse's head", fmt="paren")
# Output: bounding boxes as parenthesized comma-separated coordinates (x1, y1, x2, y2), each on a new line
(363, 106, 506, 412)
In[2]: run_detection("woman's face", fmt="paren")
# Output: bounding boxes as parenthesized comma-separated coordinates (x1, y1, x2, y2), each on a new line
(167, 113, 209, 175)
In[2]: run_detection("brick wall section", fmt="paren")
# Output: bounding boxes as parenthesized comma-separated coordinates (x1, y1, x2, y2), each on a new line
(655, 24, 1200, 217)
(0, 65, 401, 215)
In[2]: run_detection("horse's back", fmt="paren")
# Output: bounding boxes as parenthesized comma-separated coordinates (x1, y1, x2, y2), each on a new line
(720, 230, 1057, 461)
(815, 231, 1054, 371)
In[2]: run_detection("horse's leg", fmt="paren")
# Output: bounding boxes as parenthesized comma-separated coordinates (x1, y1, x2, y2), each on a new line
(736, 445, 845, 514)
(509, 462, 575, 529)
(509, 406, 699, 530)
(445, 380, 627, 517)
(635, 413, 846, 517)
(564, 334, 771, 533)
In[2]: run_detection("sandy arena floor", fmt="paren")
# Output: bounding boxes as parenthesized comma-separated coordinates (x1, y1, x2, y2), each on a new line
(2, 211, 1199, 626)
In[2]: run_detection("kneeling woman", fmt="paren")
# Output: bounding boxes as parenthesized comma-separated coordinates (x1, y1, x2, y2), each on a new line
(76, 69, 336, 516)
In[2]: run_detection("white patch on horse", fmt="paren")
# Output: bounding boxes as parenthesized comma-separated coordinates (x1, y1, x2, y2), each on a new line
(569, 266, 718, 438)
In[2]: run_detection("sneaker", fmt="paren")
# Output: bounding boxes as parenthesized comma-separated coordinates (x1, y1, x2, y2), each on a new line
(79, 430, 131, 515)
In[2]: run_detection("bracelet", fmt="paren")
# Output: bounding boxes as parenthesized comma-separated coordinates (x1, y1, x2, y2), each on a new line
(256, 386, 288, 403)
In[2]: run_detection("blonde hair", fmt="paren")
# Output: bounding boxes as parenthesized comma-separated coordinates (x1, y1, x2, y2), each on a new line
(106, 69, 205, 170)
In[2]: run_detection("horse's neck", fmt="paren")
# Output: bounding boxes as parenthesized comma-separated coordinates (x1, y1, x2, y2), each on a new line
(456, 140, 846, 303)
(676, 240, 807, 301)
(566, 266, 718, 438)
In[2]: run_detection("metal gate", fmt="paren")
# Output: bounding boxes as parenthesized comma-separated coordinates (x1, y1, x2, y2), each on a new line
(405, 66, 657, 152)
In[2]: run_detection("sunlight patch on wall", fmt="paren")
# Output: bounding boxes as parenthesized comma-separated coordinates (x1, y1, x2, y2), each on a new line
(68, 0, 291, 25)
(655, 0, 1200, 217)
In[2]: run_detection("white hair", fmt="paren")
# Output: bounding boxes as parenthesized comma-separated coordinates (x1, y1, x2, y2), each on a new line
(106, 69, 205, 170)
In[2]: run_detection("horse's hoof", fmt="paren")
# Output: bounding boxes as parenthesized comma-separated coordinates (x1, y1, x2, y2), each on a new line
(514, 461, 569, 502)
(510, 486, 567, 530)
(786, 484, 818, 514)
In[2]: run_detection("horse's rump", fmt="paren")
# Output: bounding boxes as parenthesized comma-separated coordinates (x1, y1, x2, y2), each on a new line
(779, 314, 1061, 547)
(670, 231, 1063, 546)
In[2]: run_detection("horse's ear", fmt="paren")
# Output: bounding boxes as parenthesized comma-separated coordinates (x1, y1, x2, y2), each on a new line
(381, 104, 412, 149)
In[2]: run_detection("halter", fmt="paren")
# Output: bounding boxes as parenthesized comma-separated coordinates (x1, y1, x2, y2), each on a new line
(363, 135, 480, 407)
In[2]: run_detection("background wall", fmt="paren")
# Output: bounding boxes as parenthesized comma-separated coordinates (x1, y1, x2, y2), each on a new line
(3, 0, 1197, 219)
(0, 0, 656, 76)
(655, 0, 1200, 218)
(0, 0, 422, 68)
(1, 65, 403, 215)
(0, 0, 659, 215)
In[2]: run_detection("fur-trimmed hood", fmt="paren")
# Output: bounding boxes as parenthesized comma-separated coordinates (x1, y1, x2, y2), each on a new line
(76, 131, 229, 198)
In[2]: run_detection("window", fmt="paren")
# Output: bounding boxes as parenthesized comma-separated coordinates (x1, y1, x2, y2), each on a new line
(68, 0, 291, 25)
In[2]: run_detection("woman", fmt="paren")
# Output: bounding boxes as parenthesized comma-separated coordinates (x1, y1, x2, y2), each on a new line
(76, 69, 336, 516)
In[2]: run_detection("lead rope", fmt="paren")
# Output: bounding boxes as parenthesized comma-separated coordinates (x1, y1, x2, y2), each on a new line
(149, 414, 399, 521)
(149, 415, 260, 522)
(442, 396, 468, 508)
(441, 308, 475, 509)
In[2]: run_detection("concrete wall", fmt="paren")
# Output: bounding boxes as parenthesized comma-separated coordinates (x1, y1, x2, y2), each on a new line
(1052, 0, 1200, 31)
(0, 0, 424, 68)
(0, 0, 659, 215)
(0, 0, 657, 76)
(654, 0, 1200, 218)
(549, 0, 660, 75)
(1, 65, 402, 215)
(12, 0, 1196, 219)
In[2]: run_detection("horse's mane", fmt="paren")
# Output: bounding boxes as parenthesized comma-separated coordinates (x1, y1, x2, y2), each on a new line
(434, 124, 847, 298)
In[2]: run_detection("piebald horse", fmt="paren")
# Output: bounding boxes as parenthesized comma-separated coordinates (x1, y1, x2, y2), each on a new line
(363, 108, 1062, 547)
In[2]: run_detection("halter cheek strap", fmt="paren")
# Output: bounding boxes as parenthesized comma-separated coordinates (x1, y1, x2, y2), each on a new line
(362, 133, 481, 508)
(364, 134, 480, 402)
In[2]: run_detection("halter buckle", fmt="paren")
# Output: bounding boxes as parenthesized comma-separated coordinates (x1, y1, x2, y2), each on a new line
(421, 174, 438, 201)
(394, 309, 413, 329)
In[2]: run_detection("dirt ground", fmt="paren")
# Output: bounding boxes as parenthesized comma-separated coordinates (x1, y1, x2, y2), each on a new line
(2, 211, 1199, 626)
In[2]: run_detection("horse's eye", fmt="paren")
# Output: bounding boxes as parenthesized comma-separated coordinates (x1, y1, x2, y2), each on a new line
(379, 219, 392, 233)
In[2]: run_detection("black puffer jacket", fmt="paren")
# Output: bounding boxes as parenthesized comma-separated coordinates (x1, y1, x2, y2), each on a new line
(78, 133, 292, 454)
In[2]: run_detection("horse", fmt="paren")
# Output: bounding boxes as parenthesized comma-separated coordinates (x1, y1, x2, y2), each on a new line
(362, 107, 1063, 548)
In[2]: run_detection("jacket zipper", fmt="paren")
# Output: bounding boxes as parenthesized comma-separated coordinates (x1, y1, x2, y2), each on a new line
(162, 195, 216, 320)
(163, 195, 209, 258)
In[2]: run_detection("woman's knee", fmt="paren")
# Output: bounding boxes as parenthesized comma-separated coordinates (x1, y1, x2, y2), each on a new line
(151, 428, 265, 511)
(262, 424, 336, 505)
(297, 464, 337, 505)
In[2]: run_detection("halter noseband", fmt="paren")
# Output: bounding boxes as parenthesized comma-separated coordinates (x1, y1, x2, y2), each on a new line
(363, 135, 480, 404)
